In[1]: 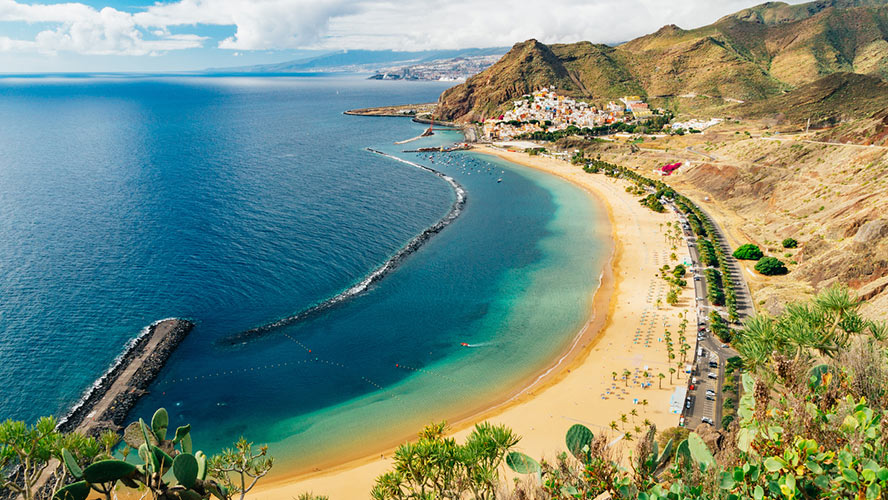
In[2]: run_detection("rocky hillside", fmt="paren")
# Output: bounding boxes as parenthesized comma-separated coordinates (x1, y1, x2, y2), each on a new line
(436, 40, 642, 122)
(734, 72, 888, 133)
(670, 137, 888, 320)
(559, 125, 888, 320)
(436, 0, 888, 122)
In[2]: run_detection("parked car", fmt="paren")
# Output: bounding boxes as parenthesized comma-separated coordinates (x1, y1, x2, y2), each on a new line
(708, 372, 718, 380)
(694, 276, 701, 281)
(701, 417, 714, 425)
(706, 394, 715, 401)
(705, 389, 716, 396)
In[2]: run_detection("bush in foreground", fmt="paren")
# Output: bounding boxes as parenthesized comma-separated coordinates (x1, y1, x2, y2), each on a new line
(387, 285, 888, 500)
(0, 408, 272, 500)
(755, 256, 788, 275)
(782, 237, 798, 248)
(732, 243, 763, 260)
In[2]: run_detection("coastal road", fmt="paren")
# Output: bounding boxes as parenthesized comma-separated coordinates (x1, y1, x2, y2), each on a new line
(666, 201, 744, 430)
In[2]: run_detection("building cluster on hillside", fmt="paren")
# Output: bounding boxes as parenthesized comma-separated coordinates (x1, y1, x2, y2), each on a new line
(671, 118, 723, 132)
(620, 96, 653, 119)
(481, 88, 653, 140)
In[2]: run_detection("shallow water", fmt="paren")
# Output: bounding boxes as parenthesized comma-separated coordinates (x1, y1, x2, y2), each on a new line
(0, 75, 606, 470)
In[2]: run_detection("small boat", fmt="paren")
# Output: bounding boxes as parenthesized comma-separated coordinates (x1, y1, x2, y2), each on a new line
(497, 178, 503, 183)
(460, 342, 469, 347)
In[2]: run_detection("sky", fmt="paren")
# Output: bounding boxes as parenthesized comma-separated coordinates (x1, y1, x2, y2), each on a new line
(0, 0, 808, 73)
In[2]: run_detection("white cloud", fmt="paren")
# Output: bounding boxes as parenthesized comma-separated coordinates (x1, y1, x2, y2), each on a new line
(0, 0, 205, 55)
(0, 0, 805, 56)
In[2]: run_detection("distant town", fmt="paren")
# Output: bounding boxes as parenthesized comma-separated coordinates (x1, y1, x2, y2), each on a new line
(369, 54, 503, 81)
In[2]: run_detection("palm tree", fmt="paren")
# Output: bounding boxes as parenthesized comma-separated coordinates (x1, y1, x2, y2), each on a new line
(669, 367, 676, 384)
(643, 418, 652, 427)
(658, 373, 665, 389)
(609, 421, 618, 431)
(612, 371, 618, 381)
(623, 369, 631, 386)
(624, 432, 634, 442)
(620, 414, 628, 425)
(630, 409, 638, 420)
(641, 399, 649, 410)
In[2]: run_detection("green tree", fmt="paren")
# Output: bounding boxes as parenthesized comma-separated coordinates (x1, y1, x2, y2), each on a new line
(666, 288, 679, 306)
(754, 256, 788, 275)
(371, 421, 519, 500)
(208, 438, 274, 500)
(0, 416, 60, 500)
(781, 237, 798, 248)
(732, 243, 763, 260)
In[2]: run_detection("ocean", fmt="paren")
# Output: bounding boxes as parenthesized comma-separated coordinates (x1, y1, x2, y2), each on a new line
(0, 75, 607, 471)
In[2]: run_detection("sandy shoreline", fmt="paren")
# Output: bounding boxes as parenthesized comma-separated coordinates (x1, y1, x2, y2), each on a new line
(253, 145, 696, 500)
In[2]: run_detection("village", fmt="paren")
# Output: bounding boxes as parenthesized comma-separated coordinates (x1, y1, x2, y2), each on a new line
(481, 88, 658, 140)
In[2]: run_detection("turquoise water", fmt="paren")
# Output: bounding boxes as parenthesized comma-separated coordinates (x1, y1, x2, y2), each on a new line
(0, 75, 606, 470)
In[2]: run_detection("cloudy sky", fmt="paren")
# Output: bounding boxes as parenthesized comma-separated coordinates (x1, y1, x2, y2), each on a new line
(0, 0, 805, 72)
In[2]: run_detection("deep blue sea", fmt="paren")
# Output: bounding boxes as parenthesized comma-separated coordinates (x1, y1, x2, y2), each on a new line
(0, 75, 606, 471)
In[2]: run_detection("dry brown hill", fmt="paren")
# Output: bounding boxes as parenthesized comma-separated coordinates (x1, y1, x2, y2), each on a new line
(436, 0, 888, 122)
(436, 40, 642, 122)
(735, 72, 888, 129)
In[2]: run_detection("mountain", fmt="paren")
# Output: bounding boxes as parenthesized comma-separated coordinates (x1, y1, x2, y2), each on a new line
(436, 40, 643, 122)
(735, 72, 888, 127)
(209, 48, 507, 74)
(436, 0, 888, 122)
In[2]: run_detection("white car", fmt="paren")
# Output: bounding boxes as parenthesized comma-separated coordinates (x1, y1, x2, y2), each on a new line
(708, 372, 718, 380)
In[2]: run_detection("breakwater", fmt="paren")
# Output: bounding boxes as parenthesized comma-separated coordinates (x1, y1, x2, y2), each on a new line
(57, 318, 194, 435)
(217, 148, 467, 346)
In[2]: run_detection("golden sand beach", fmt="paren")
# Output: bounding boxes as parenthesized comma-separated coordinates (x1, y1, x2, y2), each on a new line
(253, 145, 697, 500)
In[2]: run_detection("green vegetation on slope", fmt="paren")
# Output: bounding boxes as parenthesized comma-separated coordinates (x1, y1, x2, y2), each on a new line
(1, 408, 273, 500)
(373, 286, 888, 500)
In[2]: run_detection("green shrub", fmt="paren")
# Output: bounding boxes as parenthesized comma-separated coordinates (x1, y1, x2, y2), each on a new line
(672, 265, 686, 278)
(781, 237, 798, 248)
(755, 256, 788, 275)
(732, 243, 763, 260)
